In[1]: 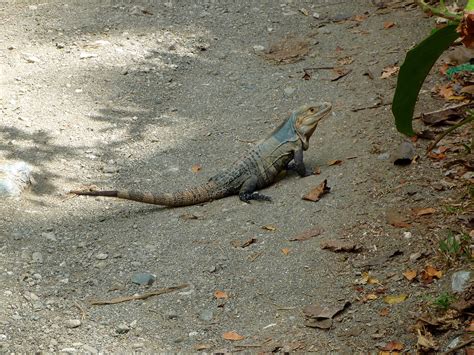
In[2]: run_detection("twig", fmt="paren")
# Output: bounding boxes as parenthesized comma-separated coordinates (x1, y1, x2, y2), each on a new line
(416, 0, 462, 21)
(443, 337, 474, 354)
(90, 284, 189, 305)
(74, 300, 87, 320)
(303, 66, 335, 71)
(427, 114, 474, 152)
(414, 102, 474, 119)
(351, 101, 391, 112)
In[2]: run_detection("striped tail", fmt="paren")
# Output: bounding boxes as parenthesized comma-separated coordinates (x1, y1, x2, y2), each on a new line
(71, 181, 228, 207)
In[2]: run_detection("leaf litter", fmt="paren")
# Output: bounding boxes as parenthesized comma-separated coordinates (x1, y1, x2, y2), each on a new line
(302, 179, 330, 202)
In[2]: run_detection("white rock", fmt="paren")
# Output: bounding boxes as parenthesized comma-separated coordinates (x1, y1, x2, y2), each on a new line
(65, 319, 81, 328)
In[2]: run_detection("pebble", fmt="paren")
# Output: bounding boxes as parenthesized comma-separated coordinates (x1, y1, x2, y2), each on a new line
(253, 45, 265, 52)
(60, 348, 76, 353)
(131, 272, 156, 286)
(102, 165, 118, 174)
(451, 270, 471, 293)
(64, 319, 81, 328)
(199, 309, 213, 321)
(82, 345, 98, 353)
(312, 12, 320, 19)
(41, 232, 57, 242)
(0, 334, 7, 341)
(132, 343, 144, 349)
(95, 253, 108, 260)
(79, 52, 98, 59)
(166, 311, 178, 319)
(23, 53, 40, 63)
(283, 87, 295, 96)
(116, 323, 130, 334)
(409, 252, 422, 262)
(188, 331, 198, 337)
(320, 27, 332, 34)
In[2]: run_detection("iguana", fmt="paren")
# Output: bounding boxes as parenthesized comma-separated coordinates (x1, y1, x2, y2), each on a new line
(71, 102, 332, 206)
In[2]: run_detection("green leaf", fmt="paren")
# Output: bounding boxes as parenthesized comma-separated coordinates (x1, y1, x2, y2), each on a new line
(392, 24, 459, 136)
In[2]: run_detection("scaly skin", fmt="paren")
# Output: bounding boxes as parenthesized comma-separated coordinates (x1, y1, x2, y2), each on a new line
(71, 102, 332, 206)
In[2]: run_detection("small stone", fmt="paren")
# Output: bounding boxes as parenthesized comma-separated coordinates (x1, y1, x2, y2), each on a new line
(65, 319, 81, 328)
(56, 43, 65, 49)
(0, 334, 7, 341)
(409, 252, 422, 262)
(60, 348, 77, 353)
(131, 272, 156, 286)
(23, 53, 40, 63)
(79, 52, 98, 59)
(32, 252, 43, 263)
(188, 331, 198, 337)
(283, 87, 296, 96)
(132, 343, 144, 349)
(42, 232, 57, 241)
(451, 271, 471, 293)
(82, 344, 98, 353)
(403, 232, 412, 239)
(312, 12, 320, 18)
(116, 323, 130, 334)
(253, 45, 265, 52)
(166, 311, 178, 319)
(320, 28, 332, 35)
(102, 165, 118, 174)
(199, 309, 213, 321)
(95, 253, 108, 260)
(461, 171, 474, 181)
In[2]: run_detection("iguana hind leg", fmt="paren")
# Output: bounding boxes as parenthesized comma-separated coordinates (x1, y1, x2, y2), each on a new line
(238, 176, 272, 203)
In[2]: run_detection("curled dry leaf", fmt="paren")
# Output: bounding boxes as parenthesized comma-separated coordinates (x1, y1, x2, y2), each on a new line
(416, 329, 438, 351)
(382, 340, 404, 351)
(458, 11, 474, 48)
(413, 207, 436, 217)
(262, 224, 277, 231)
(302, 179, 331, 202)
(320, 240, 360, 253)
(380, 65, 399, 79)
(356, 272, 381, 285)
(214, 290, 229, 299)
(263, 35, 310, 64)
(383, 21, 395, 29)
(383, 294, 407, 304)
(386, 209, 411, 228)
(364, 293, 378, 301)
(230, 237, 257, 248)
(289, 226, 323, 242)
(281, 248, 290, 255)
(327, 159, 343, 166)
(194, 344, 211, 351)
(379, 308, 390, 316)
(303, 301, 351, 329)
(331, 68, 351, 81)
(223, 331, 244, 341)
(403, 269, 417, 281)
(420, 265, 442, 284)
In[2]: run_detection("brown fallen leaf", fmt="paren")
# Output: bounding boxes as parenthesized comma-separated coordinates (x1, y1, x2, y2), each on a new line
(302, 179, 331, 202)
(353, 14, 367, 22)
(214, 290, 229, 300)
(230, 238, 257, 248)
(428, 152, 446, 160)
(320, 240, 361, 252)
(403, 269, 417, 281)
(364, 293, 378, 301)
(386, 209, 411, 228)
(289, 227, 323, 242)
(313, 165, 321, 174)
(194, 344, 211, 351)
(461, 85, 474, 95)
(420, 103, 473, 126)
(380, 65, 399, 79)
(262, 225, 277, 231)
(383, 294, 407, 305)
(263, 35, 310, 64)
(303, 301, 351, 330)
(337, 56, 354, 65)
(379, 308, 390, 317)
(420, 265, 442, 284)
(223, 331, 244, 341)
(191, 164, 202, 173)
(383, 21, 396, 29)
(413, 207, 436, 217)
(302, 71, 311, 80)
(327, 159, 343, 166)
(382, 340, 404, 351)
(331, 68, 351, 81)
(281, 248, 290, 255)
(416, 329, 438, 351)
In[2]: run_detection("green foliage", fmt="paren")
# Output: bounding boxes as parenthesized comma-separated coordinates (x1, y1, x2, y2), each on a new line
(432, 292, 456, 310)
(439, 230, 472, 260)
(392, 24, 459, 136)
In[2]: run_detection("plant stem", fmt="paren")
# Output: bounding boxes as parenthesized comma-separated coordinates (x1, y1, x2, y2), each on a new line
(416, 0, 462, 21)
(427, 113, 474, 152)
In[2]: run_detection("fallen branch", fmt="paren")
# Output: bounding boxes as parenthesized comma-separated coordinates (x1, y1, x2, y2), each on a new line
(427, 113, 474, 152)
(90, 284, 189, 305)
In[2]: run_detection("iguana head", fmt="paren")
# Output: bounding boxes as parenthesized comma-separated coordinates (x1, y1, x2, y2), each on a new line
(294, 102, 332, 150)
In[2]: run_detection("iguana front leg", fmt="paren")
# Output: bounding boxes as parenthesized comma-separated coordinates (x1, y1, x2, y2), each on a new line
(287, 148, 314, 177)
(239, 176, 272, 203)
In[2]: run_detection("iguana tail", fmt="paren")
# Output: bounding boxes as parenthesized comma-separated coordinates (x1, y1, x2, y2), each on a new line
(71, 181, 228, 207)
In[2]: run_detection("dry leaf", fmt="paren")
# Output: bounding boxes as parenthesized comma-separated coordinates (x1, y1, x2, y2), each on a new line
(383, 294, 407, 304)
(365, 293, 378, 301)
(327, 159, 343, 166)
(320, 240, 360, 252)
(403, 269, 417, 281)
(357, 272, 381, 285)
(313, 165, 321, 174)
(214, 290, 229, 299)
(382, 340, 404, 351)
(302, 71, 311, 80)
(380, 308, 390, 316)
(459, 11, 474, 48)
(289, 227, 323, 241)
(191, 164, 202, 173)
(299, 8, 309, 16)
(417, 330, 437, 351)
(231, 238, 257, 248)
(302, 179, 331, 202)
(461, 85, 474, 94)
(380, 65, 399, 79)
(383, 21, 395, 29)
(263, 35, 310, 64)
(428, 152, 446, 160)
(413, 207, 436, 217)
(223, 331, 244, 341)
(353, 14, 367, 22)
(194, 344, 211, 350)
(281, 248, 290, 255)
(337, 56, 354, 65)
(331, 68, 351, 81)
(386, 209, 411, 228)
(262, 224, 277, 231)
(424, 265, 442, 279)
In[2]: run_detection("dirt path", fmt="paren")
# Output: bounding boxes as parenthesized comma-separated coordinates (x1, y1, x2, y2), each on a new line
(0, 1, 469, 352)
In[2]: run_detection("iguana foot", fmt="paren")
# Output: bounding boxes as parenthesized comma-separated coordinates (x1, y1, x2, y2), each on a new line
(239, 192, 272, 203)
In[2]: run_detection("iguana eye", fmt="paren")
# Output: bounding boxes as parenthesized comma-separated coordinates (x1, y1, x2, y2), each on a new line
(309, 108, 315, 113)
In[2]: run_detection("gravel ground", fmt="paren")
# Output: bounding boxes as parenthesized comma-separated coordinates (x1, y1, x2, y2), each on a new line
(0, 1, 470, 352)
